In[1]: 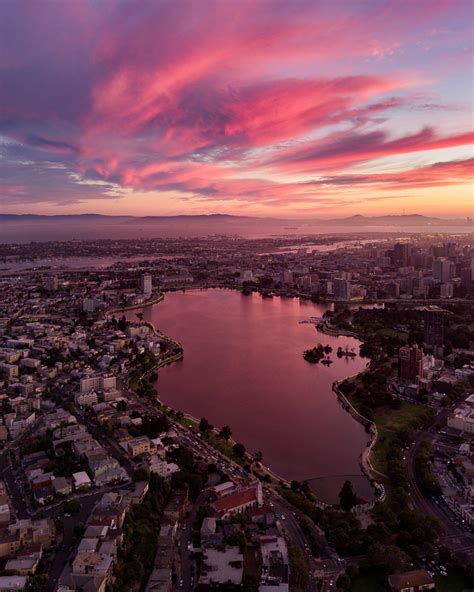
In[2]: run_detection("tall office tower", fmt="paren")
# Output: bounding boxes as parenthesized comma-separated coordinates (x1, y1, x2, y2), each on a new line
(432, 258, 452, 283)
(240, 270, 254, 282)
(82, 297, 96, 313)
(333, 278, 351, 300)
(140, 274, 152, 296)
(280, 270, 294, 286)
(423, 308, 445, 357)
(444, 241, 457, 257)
(461, 267, 473, 294)
(398, 345, 423, 382)
(43, 275, 58, 291)
(440, 283, 454, 299)
(393, 242, 410, 267)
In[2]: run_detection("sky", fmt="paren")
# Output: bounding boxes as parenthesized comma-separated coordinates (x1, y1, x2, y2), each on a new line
(0, 0, 473, 219)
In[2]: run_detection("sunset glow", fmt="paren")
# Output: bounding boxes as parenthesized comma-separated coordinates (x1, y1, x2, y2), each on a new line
(1, 0, 473, 217)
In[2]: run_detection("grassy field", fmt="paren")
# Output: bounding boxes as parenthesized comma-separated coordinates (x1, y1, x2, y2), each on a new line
(371, 402, 432, 473)
(347, 393, 432, 475)
(373, 327, 408, 341)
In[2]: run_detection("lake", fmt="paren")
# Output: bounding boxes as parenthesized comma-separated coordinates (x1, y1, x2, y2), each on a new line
(136, 289, 374, 503)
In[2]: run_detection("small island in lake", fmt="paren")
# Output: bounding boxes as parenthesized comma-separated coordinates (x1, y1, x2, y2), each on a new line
(336, 345, 357, 358)
(303, 343, 332, 363)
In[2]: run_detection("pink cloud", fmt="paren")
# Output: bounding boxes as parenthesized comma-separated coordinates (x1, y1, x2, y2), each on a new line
(0, 0, 472, 213)
(268, 127, 474, 172)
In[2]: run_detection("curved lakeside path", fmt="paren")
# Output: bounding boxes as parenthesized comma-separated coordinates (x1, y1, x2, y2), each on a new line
(122, 289, 381, 504)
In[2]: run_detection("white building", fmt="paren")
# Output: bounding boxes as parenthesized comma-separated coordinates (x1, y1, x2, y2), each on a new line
(0, 576, 28, 591)
(140, 274, 153, 297)
(80, 375, 116, 394)
(148, 458, 180, 480)
(239, 270, 254, 283)
(448, 405, 474, 434)
(73, 471, 92, 491)
(75, 391, 98, 407)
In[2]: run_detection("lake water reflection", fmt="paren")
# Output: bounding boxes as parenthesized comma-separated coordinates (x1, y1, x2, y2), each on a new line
(138, 289, 375, 503)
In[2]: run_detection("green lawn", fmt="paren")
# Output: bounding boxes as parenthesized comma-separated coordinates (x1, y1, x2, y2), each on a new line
(375, 328, 408, 342)
(374, 401, 431, 433)
(371, 403, 432, 474)
(346, 394, 432, 475)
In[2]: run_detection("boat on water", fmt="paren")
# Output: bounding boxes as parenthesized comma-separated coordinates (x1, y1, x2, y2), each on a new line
(321, 357, 333, 365)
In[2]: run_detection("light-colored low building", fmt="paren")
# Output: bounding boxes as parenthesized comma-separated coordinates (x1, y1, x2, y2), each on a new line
(5, 556, 39, 576)
(448, 405, 474, 434)
(200, 546, 243, 585)
(127, 436, 152, 458)
(74, 391, 99, 407)
(73, 472, 92, 491)
(0, 575, 28, 590)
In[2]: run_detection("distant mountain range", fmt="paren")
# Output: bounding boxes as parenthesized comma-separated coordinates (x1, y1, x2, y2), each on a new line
(0, 212, 471, 243)
(0, 213, 471, 226)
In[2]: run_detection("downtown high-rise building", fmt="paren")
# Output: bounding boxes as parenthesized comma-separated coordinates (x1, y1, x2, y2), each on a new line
(399, 344, 423, 382)
(423, 307, 445, 357)
(432, 258, 452, 283)
(333, 278, 351, 300)
(393, 242, 411, 267)
(140, 274, 153, 296)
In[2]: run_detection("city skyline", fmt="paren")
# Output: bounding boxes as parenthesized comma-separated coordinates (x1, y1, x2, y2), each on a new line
(1, 1, 473, 219)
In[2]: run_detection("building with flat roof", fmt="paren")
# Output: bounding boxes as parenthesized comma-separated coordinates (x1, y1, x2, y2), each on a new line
(200, 546, 243, 585)
(448, 405, 474, 434)
(0, 575, 28, 591)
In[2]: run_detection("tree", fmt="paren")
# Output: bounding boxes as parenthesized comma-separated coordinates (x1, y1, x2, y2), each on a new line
(64, 499, 81, 515)
(219, 425, 232, 440)
(73, 522, 86, 538)
(134, 468, 150, 482)
(336, 573, 352, 590)
(199, 417, 211, 433)
(226, 530, 247, 551)
(289, 544, 310, 588)
(338, 480, 357, 512)
(233, 442, 246, 458)
(291, 480, 301, 492)
(116, 400, 127, 412)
